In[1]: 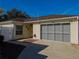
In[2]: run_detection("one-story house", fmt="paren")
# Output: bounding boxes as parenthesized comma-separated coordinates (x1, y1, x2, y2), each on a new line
(0, 15, 79, 44)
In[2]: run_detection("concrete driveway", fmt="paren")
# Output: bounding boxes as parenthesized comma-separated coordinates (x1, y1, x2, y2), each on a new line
(6, 39, 79, 59)
(32, 40, 79, 59)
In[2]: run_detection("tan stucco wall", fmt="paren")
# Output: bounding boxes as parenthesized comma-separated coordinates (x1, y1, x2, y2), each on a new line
(23, 24, 33, 39)
(70, 20, 78, 44)
(23, 25, 27, 38)
(33, 23, 40, 39)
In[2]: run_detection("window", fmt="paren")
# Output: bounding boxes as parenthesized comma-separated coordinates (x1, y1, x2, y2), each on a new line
(16, 25, 23, 35)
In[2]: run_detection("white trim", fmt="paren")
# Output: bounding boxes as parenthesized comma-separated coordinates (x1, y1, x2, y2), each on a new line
(70, 20, 78, 44)
(24, 16, 78, 23)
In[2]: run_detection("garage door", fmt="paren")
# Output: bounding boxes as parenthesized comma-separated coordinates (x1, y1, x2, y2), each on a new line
(41, 23, 70, 42)
(1, 24, 14, 41)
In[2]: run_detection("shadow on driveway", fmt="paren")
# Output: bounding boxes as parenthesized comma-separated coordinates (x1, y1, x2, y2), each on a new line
(18, 42, 48, 59)
(0, 42, 25, 59)
(0, 41, 48, 59)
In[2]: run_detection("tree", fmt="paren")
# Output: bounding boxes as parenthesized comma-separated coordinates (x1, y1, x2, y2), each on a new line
(7, 8, 31, 19)
(0, 8, 4, 15)
(0, 8, 31, 21)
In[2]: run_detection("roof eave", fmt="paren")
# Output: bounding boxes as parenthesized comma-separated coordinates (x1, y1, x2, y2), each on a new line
(24, 16, 78, 24)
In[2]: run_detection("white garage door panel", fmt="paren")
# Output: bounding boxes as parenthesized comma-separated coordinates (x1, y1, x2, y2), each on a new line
(41, 25, 47, 33)
(63, 24, 70, 34)
(55, 34, 62, 41)
(48, 25, 54, 33)
(42, 33, 48, 39)
(41, 23, 70, 42)
(63, 34, 70, 42)
(55, 24, 62, 33)
(48, 34, 54, 40)
(1, 24, 14, 41)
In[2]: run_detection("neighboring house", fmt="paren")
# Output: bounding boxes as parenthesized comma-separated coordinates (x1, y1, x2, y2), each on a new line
(0, 15, 79, 45)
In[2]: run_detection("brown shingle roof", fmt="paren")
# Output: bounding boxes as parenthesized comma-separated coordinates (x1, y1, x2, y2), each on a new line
(24, 15, 78, 24)
(33, 15, 77, 20)
(24, 15, 78, 23)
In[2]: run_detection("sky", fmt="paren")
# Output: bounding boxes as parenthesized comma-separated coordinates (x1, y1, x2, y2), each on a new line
(0, 0, 79, 17)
